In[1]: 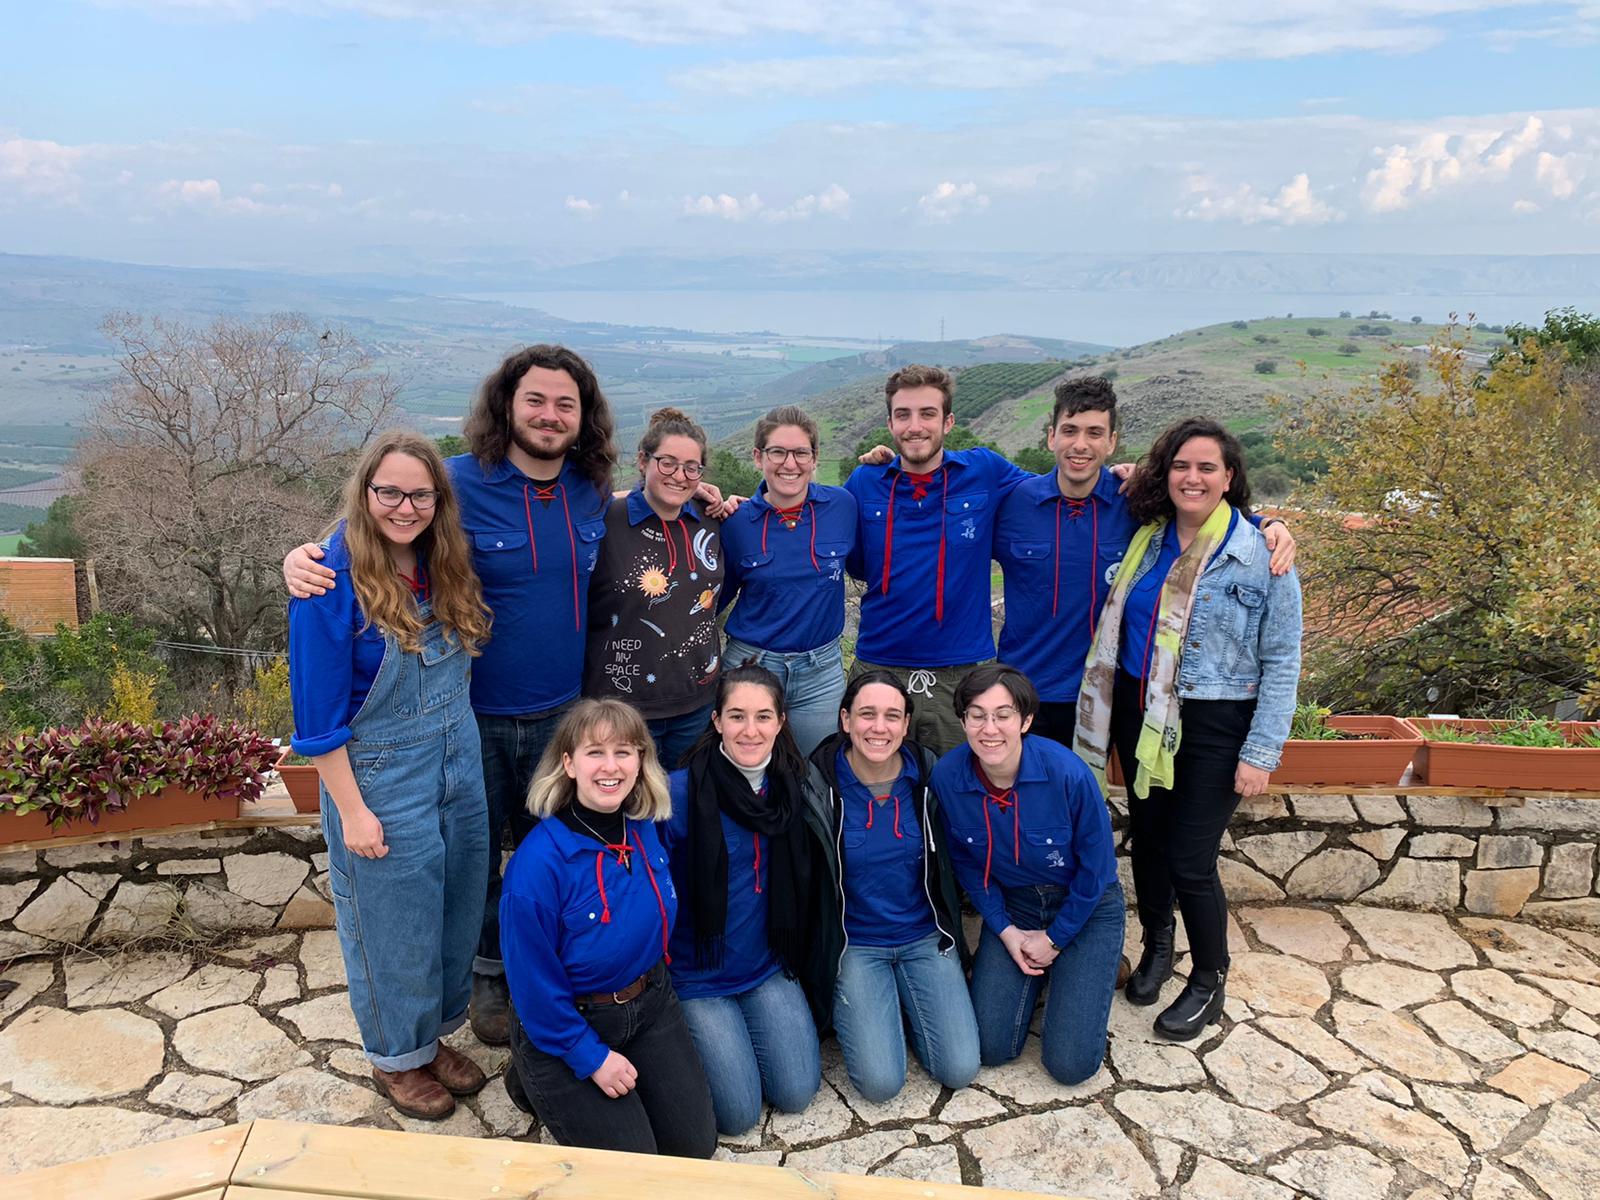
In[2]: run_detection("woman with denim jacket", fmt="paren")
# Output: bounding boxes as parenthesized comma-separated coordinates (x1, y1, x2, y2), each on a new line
(798, 670, 980, 1102)
(288, 431, 493, 1120)
(1074, 416, 1301, 1041)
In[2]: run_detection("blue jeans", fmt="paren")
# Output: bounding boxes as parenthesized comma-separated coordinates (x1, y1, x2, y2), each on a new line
(723, 636, 846, 758)
(646, 703, 713, 771)
(833, 933, 980, 1102)
(322, 608, 490, 1071)
(474, 706, 569, 976)
(970, 883, 1124, 1084)
(680, 970, 821, 1135)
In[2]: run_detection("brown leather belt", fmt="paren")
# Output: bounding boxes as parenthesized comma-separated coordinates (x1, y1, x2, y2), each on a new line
(575, 972, 649, 1006)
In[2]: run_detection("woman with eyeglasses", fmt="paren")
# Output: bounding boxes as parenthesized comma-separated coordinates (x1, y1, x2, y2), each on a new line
(931, 664, 1123, 1084)
(584, 407, 725, 767)
(717, 406, 857, 756)
(288, 430, 493, 1120)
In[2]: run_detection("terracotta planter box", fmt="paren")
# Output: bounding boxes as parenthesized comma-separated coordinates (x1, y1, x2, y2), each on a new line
(0, 786, 243, 846)
(1411, 719, 1600, 790)
(1270, 716, 1425, 787)
(276, 761, 323, 815)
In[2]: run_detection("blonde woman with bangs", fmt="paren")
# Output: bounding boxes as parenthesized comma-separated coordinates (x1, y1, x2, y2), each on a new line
(498, 698, 717, 1157)
(288, 430, 493, 1121)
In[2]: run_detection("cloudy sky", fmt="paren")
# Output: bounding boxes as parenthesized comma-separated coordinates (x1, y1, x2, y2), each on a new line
(4, 1, 1599, 273)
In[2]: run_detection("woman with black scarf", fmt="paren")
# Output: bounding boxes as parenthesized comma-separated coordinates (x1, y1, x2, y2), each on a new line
(661, 662, 822, 1136)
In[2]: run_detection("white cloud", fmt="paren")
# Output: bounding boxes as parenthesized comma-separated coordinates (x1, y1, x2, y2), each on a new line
(1179, 172, 1343, 226)
(683, 192, 764, 220)
(1513, 198, 1542, 213)
(157, 176, 285, 215)
(1364, 115, 1550, 211)
(917, 180, 989, 222)
(0, 137, 87, 201)
(763, 183, 851, 222)
(565, 195, 597, 217)
(1536, 151, 1579, 198)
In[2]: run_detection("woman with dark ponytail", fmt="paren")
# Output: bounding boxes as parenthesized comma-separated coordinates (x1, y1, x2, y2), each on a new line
(660, 661, 822, 1135)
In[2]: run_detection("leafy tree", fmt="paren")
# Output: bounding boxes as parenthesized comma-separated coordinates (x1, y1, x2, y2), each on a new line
(1411, 316, 1424, 324)
(19, 495, 85, 559)
(0, 613, 170, 731)
(1291, 333, 1598, 715)
(435, 433, 468, 458)
(1306, 327, 1328, 338)
(1500, 306, 1600, 367)
(1254, 360, 1278, 375)
(1338, 341, 1360, 356)
(708, 446, 762, 499)
(76, 313, 397, 694)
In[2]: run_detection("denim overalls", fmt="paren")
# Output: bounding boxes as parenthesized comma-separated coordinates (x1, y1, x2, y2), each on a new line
(320, 601, 490, 1072)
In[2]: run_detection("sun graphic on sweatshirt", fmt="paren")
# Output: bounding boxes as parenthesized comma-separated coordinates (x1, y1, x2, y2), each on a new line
(638, 567, 669, 597)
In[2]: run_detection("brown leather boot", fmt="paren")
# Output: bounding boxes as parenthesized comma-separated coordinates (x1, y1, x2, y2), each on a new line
(427, 1042, 488, 1096)
(372, 1066, 456, 1120)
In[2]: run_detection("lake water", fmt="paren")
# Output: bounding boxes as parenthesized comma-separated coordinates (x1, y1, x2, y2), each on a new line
(462, 289, 1600, 348)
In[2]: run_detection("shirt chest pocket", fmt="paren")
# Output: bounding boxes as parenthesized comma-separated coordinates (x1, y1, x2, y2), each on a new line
(563, 902, 606, 939)
(1227, 582, 1266, 644)
(1006, 540, 1050, 570)
(1025, 826, 1073, 867)
(473, 529, 529, 582)
(813, 540, 850, 579)
(946, 492, 988, 549)
(576, 519, 606, 575)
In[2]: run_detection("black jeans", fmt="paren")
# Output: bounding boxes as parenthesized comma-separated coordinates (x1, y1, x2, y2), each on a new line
(474, 707, 568, 975)
(1111, 670, 1254, 973)
(509, 962, 717, 1158)
(1031, 701, 1078, 751)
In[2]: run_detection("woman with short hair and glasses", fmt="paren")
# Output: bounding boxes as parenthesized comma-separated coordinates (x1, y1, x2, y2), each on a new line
(931, 664, 1123, 1084)
(718, 405, 858, 755)
(584, 407, 725, 767)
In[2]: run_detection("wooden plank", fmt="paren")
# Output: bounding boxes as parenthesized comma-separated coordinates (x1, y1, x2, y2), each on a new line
(9, 1123, 250, 1200)
(231, 1119, 1064, 1200)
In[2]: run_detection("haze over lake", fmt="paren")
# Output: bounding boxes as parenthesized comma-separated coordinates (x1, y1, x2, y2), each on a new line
(463, 289, 1600, 348)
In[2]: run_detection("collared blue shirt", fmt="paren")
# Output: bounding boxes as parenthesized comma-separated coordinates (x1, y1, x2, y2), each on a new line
(845, 447, 1030, 667)
(720, 482, 856, 652)
(447, 454, 609, 716)
(661, 770, 782, 1000)
(500, 813, 677, 1080)
(1118, 508, 1240, 683)
(836, 746, 937, 947)
(995, 469, 1137, 703)
(931, 737, 1119, 949)
(287, 523, 387, 756)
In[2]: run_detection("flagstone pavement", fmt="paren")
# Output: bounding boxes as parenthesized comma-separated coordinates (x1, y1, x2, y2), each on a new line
(3, 903, 1600, 1198)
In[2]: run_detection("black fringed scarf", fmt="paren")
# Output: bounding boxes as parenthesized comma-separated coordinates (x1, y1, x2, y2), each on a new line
(684, 741, 812, 973)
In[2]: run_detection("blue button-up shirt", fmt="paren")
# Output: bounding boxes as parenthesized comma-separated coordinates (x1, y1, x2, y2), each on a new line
(931, 736, 1118, 949)
(995, 468, 1137, 703)
(447, 454, 608, 716)
(721, 482, 856, 652)
(846, 447, 1030, 667)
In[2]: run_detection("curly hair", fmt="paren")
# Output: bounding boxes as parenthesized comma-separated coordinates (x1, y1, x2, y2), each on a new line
(1049, 375, 1119, 433)
(1124, 416, 1252, 526)
(462, 344, 616, 496)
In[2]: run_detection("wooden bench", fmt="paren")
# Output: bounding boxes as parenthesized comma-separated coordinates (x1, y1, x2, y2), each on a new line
(7, 1119, 1069, 1200)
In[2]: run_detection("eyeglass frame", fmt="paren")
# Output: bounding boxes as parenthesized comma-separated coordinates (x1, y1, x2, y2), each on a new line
(368, 483, 439, 510)
(647, 454, 706, 480)
(758, 446, 817, 466)
(961, 706, 1022, 728)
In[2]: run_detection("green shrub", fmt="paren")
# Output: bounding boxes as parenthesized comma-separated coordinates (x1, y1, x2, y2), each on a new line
(1254, 359, 1278, 374)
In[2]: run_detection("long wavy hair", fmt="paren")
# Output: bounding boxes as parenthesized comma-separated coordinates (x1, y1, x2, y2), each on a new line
(463, 344, 617, 496)
(1124, 416, 1252, 526)
(526, 699, 672, 821)
(340, 430, 491, 656)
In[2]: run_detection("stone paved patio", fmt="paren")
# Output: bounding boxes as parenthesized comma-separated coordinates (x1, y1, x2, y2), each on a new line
(3, 902, 1599, 1198)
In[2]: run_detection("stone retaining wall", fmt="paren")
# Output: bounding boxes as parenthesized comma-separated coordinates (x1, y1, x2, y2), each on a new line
(2, 789, 1597, 957)
(0, 826, 334, 959)
(1107, 791, 1600, 925)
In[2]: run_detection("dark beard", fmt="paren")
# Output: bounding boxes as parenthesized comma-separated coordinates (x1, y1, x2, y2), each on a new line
(511, 422, 578, 464)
